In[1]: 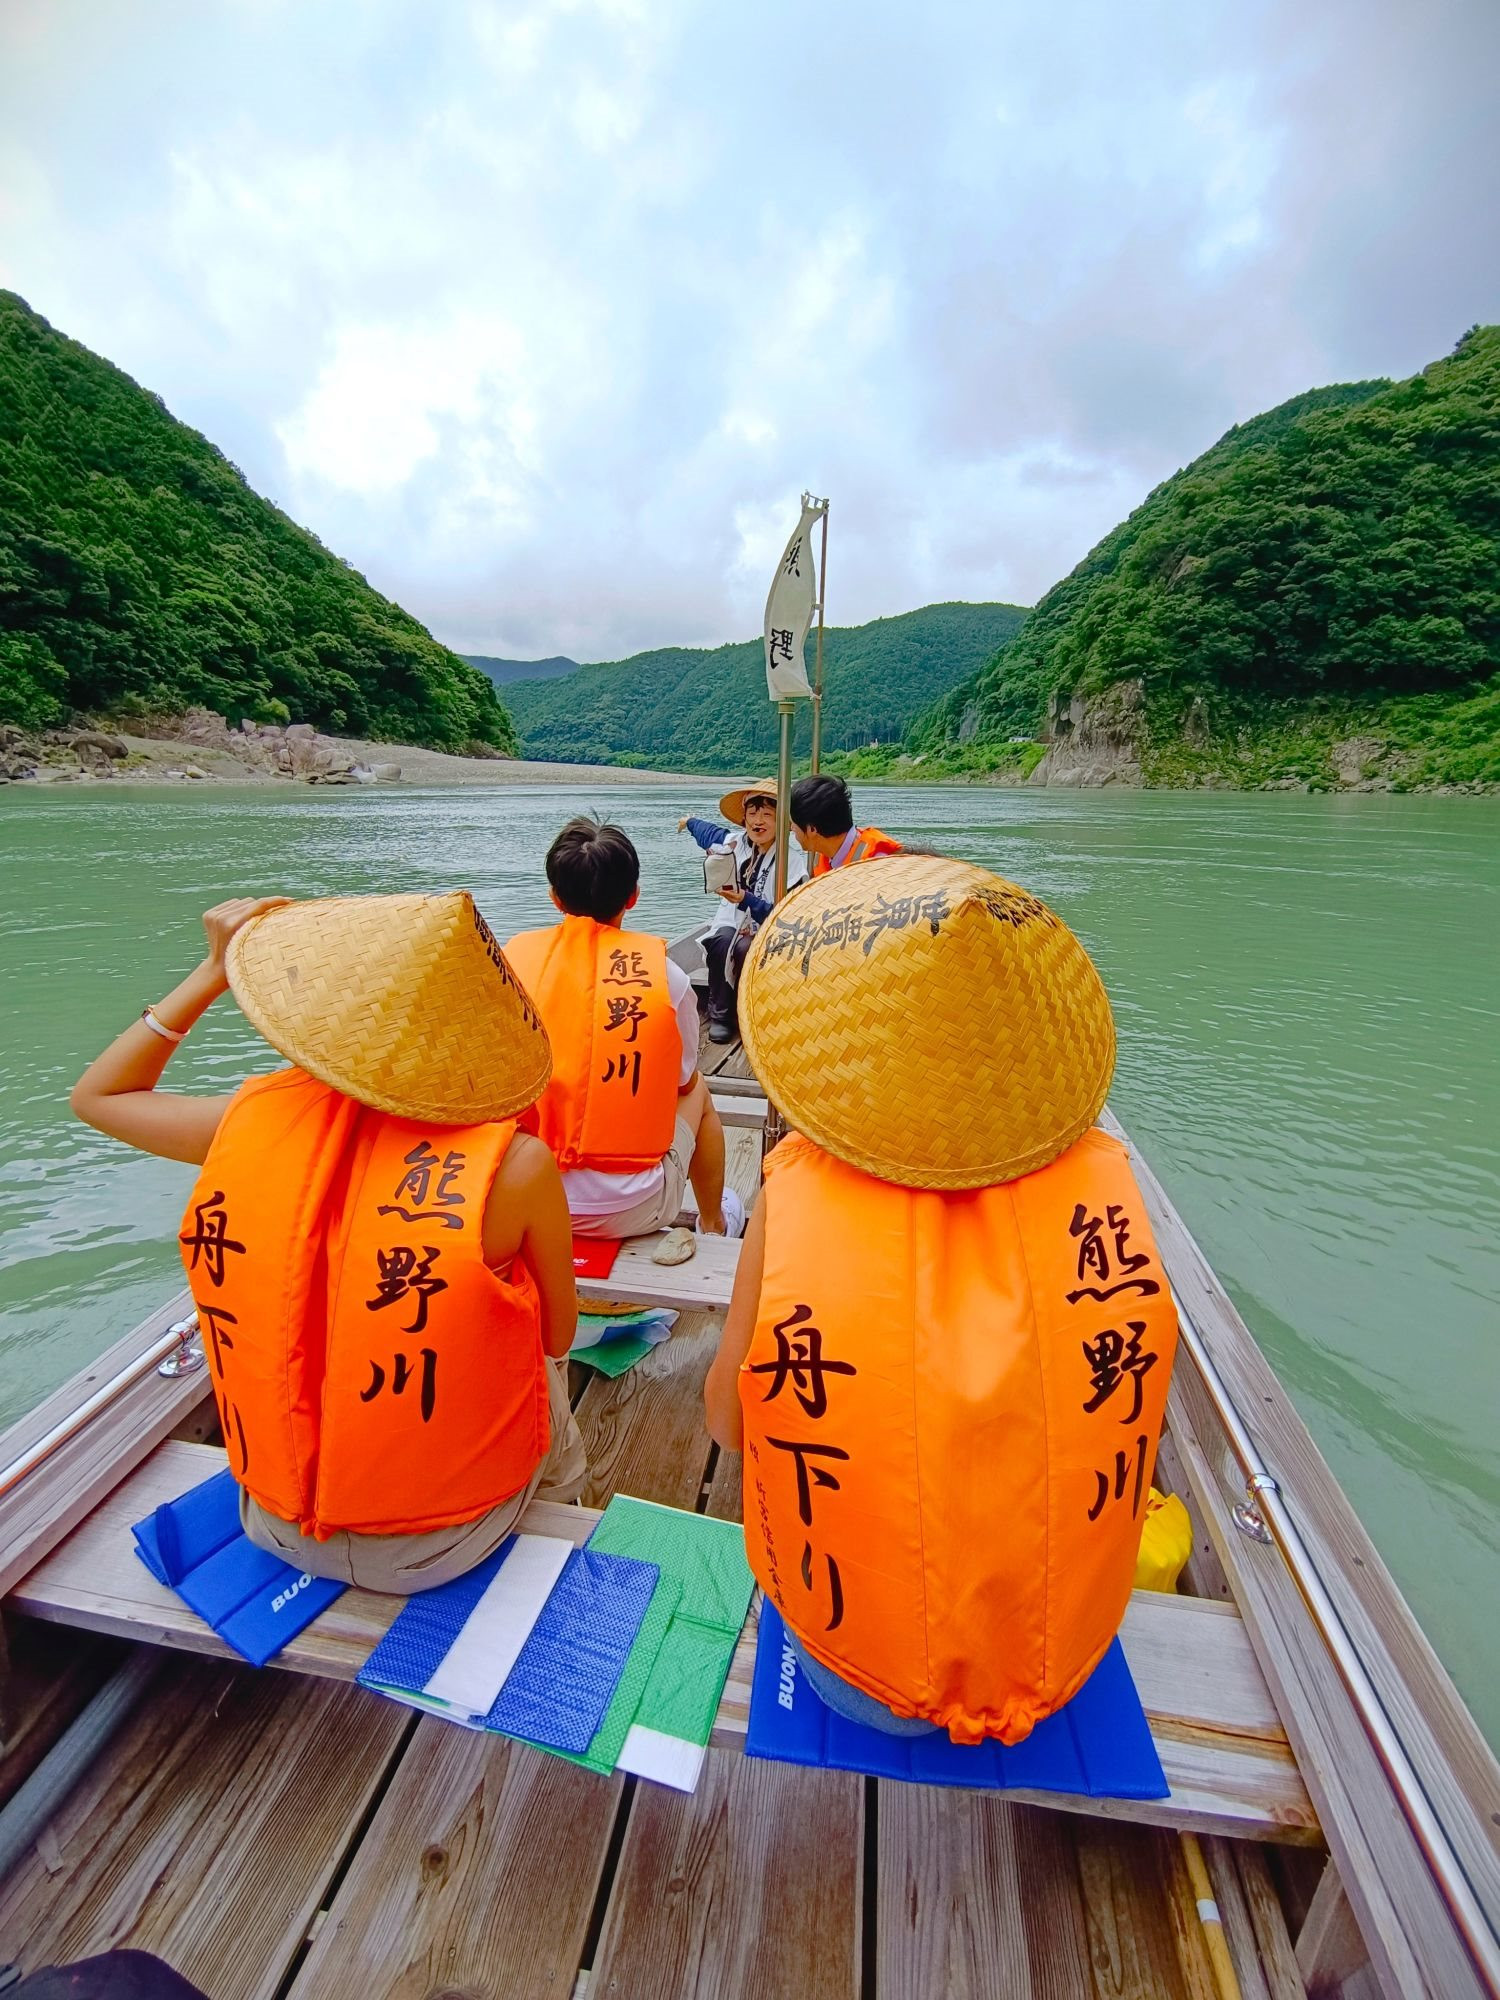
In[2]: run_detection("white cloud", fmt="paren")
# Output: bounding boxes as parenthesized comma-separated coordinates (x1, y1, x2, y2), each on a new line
(0, 0, 1496, 658)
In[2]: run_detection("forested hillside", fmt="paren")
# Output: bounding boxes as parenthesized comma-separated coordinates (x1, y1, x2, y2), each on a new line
(504, 601, 1027, 770)
(0, 293, 516, 751)
(909, 327, 1499, 783)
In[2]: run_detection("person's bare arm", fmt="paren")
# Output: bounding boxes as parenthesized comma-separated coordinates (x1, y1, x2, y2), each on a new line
(69, 896, 290, 1166)
(486, 1132, 579, 1359)
(704, 1197, 766, 1450)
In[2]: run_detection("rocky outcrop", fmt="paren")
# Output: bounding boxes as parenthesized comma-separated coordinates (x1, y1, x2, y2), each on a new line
(1027, 680, 1146, 787)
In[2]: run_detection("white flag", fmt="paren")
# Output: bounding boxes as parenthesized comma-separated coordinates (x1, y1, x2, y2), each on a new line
(763, 498, 824, 701)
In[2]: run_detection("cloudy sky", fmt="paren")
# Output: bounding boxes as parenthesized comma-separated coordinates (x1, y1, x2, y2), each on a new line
(2, 0, 1497, 662)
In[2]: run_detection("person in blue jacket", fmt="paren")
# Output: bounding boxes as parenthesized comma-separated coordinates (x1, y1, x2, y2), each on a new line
(679, 780, 809, 1042)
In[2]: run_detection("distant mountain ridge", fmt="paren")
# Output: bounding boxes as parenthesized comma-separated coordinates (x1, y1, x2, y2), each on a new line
(502, 601, 1028, 771)
(463, 653, 580, 686)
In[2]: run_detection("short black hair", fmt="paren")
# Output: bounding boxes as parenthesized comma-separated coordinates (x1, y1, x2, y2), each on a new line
(790, 773, 854, 837)
(545, 816, 640, 920)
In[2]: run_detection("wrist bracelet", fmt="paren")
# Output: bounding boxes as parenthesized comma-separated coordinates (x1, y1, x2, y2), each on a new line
(141, 1007, 188, 1044)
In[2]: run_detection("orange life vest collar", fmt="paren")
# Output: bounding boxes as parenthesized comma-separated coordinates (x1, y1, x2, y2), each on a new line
(739, 1129, 1178, 1744)
(179, 1069, 548, 1539)
(811, 826, 902, 875)
(504, 917, 680, 1173)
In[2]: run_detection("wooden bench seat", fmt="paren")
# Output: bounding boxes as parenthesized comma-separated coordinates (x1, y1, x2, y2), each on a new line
(577, 1227, 741, 1312)
(12, 1439, 1318, 1846)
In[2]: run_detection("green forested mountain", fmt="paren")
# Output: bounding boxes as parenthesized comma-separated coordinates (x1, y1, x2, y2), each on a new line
(909, 328, 1500, 777)
(0, 293, 516, 750)
(503, 601, 1028, 770)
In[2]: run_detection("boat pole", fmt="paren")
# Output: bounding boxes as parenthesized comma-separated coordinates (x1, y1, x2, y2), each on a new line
(773, 699, 796, 902)
(809, 502, 829, 774)
(0, 1649, 160, 1881)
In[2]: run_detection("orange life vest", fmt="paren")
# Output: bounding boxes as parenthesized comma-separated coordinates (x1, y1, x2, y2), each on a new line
(504, 917, 680, 1173)
(812, 826, 902, 875)
(739, 1129, 1178, 1744)
(179, 1068, 548, 1540)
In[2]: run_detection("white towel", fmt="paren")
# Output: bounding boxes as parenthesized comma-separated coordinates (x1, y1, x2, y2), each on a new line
(422, 1534, 572, 1716)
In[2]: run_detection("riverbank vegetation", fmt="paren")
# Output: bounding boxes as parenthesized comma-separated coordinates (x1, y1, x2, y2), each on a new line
(897, 326, 1499, 790)
(0, 292, 516, 752)
(501, 601, 1027, 772)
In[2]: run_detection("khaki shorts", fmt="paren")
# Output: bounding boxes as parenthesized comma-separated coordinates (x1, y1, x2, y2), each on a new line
(240, 1355, 588, 1595)
(568, 1113, 694, 1239)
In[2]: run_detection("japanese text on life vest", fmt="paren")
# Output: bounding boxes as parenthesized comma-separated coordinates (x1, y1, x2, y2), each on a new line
(180, 1190, 250, 1475)
(361, 1137, 471, 1421)
(747, 1303, 858, 1633)
(1068, 1199, 1164, 1524)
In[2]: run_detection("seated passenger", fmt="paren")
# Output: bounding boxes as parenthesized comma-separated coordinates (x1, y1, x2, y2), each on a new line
(789, 773, 901, 874)
(706, 855, 1178, 1741)
(70, 891, 586, 1594)
(679, 780, 809, 1043)
(506, 817, 744, 1238)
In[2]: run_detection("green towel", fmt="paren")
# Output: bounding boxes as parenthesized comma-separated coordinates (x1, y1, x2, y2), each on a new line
(571, 1333, 657, 1377)
(585, 1495, 756, 1790)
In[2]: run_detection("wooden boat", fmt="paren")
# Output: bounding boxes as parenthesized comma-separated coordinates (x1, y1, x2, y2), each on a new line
(0, 935, 1496, 2000)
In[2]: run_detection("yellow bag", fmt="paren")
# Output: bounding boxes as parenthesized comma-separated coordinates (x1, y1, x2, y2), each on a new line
(1134, 1489, 1193, 1593)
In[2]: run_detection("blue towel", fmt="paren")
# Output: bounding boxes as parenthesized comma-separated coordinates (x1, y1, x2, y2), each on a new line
(484, 1548, 659, 1753)
(359, 1540, 660, 1755)
(131, 1471, 345, 1670)
(745, 1603, 1168, 1800)
(357, 1543, 514, 1698)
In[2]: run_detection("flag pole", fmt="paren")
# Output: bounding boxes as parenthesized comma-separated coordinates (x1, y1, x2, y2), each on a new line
(774, 699, 796, 901)
(809, 501, 829, 772)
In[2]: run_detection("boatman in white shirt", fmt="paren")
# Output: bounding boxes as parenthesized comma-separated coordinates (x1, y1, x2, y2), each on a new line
(679, 780, 809, 1043)
(506, 818, 746, 1239)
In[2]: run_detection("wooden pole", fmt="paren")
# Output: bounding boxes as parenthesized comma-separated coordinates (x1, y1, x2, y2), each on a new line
(773, 699, 796, 902)
(810, 502, 829, 773)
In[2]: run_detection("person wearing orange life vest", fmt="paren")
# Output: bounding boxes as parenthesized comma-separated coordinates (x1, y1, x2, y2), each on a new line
(705, 854, 1179, 1745)
(70, 890, 587, 1594)
(789, 773, 902, 875)
(505, 818, 745, 1240)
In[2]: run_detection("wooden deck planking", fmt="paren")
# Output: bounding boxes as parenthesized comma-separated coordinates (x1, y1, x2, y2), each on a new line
(0, 1653, 407, 2000)
(0, 1619, 122, 1811)
(876, 1787, 1097, 1999)
(284, 1722, 623, 2000)
(589, 1750, 865, 2000)
(1104, 1109, 1500, 1995)
(1078, 1819, 1220, 2000)
(574, 1307, 722, 1513)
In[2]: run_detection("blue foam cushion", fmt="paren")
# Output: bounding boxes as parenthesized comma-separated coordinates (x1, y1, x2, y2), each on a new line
(132, 1468, 242, 1586)
(356, 1543, 513, 1697)
(745, 1603, 1168, 1800)
(131, 1471, 346, 1668)
(485, 1549, 659, 1754)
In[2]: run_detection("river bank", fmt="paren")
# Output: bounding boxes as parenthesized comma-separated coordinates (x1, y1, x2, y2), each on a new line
(0, 711, 703, 789)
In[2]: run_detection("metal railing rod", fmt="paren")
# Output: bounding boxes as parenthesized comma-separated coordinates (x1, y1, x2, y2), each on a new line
(1173, 1291, 1500, 1994)
(0, 1323, 191, 1500)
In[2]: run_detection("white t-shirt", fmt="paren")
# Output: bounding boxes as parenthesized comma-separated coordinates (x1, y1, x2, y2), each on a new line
(562, 958, 701, 1219)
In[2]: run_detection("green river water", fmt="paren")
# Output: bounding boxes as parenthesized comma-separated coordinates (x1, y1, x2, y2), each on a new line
(1, 781, 1496, 1744)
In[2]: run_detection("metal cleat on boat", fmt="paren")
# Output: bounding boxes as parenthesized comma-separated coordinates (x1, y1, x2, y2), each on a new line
(156, 1314, 206, 1378)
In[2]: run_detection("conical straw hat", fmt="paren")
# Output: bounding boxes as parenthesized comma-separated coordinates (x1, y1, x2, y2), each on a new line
(226, 892, 551, 1125)
(718, 779, 781, 825)
(739, 855, 1115, 1190)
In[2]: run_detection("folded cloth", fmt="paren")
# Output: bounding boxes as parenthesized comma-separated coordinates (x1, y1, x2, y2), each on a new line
(484, 1548, 658, 1753)
(131, 1470, 344, 1669)
(584, 1495, 756, 1792)
(570, 1307, 676, 1353)
(746, 1602, 1168, 1799)
(572, 1237, 622, 1278)
(359, 1534, 659, 1756)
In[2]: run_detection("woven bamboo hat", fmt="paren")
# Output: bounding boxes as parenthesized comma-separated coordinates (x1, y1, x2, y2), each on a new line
(718, 779, 781, 825)
(226, 892, 551, 1124)
(739, 855, 1115, 1189)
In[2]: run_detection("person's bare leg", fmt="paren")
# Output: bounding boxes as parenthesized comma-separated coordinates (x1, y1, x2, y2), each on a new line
(680, 1073, 727, 1232)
